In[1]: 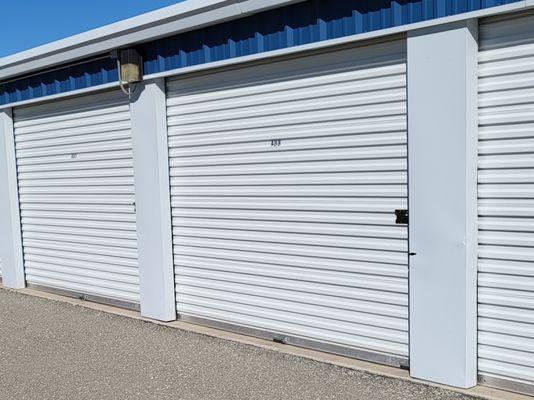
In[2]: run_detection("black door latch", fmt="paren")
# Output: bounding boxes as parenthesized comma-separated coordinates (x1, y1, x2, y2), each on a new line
(395, 209, 409, 224)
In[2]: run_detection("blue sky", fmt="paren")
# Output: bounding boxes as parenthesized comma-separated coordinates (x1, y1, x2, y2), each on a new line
(0, 1, 184, 58)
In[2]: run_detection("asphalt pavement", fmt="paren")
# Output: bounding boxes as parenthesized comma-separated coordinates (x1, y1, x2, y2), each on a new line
(0, 288, 479, 400)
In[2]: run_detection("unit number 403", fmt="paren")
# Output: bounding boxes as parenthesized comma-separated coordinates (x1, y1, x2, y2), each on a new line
(270, 139, 282, 147)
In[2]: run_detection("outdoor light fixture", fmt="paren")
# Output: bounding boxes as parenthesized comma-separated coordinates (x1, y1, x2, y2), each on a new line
(112, 48, 143, 97)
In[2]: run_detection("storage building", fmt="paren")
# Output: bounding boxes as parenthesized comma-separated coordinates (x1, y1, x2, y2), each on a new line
(1, 0, 534, 395)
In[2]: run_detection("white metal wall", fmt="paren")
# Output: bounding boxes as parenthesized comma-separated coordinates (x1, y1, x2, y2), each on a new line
(478, 13, 534, 395)
(167, 40, 409, 366)
(13, 91, 140, 306)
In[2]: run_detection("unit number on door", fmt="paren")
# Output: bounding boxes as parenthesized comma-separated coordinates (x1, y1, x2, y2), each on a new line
(270, 139, 282, 147)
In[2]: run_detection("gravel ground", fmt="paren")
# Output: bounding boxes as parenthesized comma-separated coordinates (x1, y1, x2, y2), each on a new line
(0, 289, 478, 400)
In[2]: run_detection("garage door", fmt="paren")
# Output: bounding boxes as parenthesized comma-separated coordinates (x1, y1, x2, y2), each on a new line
(14, 91, 140, 308)
(478, 13, 534, 396)
(167, 39, 409, 367)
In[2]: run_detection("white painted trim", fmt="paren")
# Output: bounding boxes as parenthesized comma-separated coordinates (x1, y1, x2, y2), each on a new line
(130, 78, 176, 322)
(0, 0, 306, 81)
(408, 20, 478, 389)
(0, 109, 25, 289)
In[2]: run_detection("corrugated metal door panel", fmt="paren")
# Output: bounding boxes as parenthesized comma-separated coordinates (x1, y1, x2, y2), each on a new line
(14, 90, 140, 306)
(478, 13, 534, 395)
(167, 40, 409, 366)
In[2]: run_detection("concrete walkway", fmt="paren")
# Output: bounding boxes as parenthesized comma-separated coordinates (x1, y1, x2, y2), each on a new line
(0, 289, 478, 400)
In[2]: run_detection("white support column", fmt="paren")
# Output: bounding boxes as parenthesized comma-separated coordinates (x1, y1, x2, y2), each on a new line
(0, 108, 25, 288)
(130, 79, 176, 321)
(408, 20, 478, 388)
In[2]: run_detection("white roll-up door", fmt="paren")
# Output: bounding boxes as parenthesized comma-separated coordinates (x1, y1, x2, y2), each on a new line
(167, 39, 409, 367)
(478, 13, 534, 396)
(14, 91, 140, 308)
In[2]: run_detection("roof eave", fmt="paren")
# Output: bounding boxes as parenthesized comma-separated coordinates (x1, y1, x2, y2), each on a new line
(0, 0, 306, 81)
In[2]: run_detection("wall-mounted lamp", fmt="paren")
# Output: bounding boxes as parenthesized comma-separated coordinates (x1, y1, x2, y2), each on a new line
(111, 49, 143, 97)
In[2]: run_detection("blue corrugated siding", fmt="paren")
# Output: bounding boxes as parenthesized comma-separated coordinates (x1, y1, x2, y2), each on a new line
(142, 0, 520, 74)
(0, 0, 522, 106)
(0, 58, 118, 106)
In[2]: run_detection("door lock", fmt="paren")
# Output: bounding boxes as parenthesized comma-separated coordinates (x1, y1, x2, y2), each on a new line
(395, 209, 409, 224)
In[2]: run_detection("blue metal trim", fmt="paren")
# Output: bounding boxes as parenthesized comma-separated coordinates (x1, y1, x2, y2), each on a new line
(0, 0, 522, 106)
